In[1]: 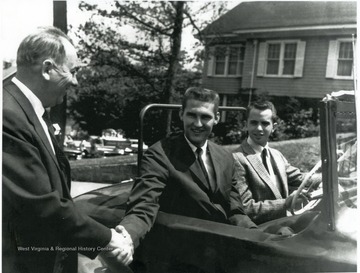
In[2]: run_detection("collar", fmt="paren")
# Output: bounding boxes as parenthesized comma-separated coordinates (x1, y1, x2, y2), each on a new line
(184, 135, 208, 154)
(247, 137, 269, 154)
(12, 77, 46, 118)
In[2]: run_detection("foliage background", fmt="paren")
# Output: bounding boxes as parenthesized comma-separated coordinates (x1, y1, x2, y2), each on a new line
(66, 1, 321, 146)
(67, 1, 228, 144)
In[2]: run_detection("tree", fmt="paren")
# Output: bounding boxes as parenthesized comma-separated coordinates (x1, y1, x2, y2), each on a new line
(68, 1, 231, 143)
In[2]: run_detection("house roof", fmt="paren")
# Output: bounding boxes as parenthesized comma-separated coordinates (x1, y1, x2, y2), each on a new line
(202, 1, 356, 36)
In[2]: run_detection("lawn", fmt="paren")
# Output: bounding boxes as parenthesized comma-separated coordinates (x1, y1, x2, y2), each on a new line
(269, 136, 321, 172)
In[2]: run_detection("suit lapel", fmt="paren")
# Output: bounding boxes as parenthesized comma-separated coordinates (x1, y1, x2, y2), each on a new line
(207, 142, 221, 192)
(5, 83, 67, 185)
(172, 135, 210, 191)
(268, 148, 289, 196)
(170, 136, 226, 217)
(241, 141, 282, 199)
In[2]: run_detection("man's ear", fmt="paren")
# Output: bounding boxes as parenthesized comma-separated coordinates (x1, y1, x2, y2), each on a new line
(244, 121, 248, 132)
(214, 112, 220, 125)
(42, 60, 53, 81)
(179, 108, 184, 121)
(272, 122, 278, 133)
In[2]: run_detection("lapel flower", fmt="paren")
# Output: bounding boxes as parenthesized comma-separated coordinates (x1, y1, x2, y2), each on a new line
(52, 123, 61, 136)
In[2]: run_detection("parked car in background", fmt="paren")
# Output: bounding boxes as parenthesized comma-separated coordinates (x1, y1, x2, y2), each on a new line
(75, 92, 357, 273)
(63, 135, 91, 160)
(129, 138, 148, 154)
(63, 128, 134, 159)
(82, 135, 133, 158)
(63, 143, 82, 160)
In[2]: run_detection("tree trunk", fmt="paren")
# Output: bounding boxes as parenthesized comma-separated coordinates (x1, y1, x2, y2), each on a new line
(163, 1, 185, 136)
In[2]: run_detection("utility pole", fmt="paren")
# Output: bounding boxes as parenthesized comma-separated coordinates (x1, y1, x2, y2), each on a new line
(52, 0, 67, 148)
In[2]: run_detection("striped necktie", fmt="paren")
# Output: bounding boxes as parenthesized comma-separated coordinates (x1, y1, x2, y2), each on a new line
(196, 147, 211, 188)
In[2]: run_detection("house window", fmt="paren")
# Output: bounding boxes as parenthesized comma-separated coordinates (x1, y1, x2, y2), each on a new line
(215, 47, 227, 75)
(283, 43, 297, 75)
(265, 42, 297, 76)
(337, 42, 353, 76)
(257, 40, 306, 78)
(228, 47, 245, 75)
(326, 39, 354, 79)
(207, 45, 245, 77)
(266, 44, 280, 74)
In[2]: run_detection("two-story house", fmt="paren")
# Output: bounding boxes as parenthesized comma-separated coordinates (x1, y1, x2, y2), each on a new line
(201, 1, 356, 106)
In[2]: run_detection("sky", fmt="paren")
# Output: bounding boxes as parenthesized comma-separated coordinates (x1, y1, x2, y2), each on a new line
(0, 0, 242, 64)
(1, 0, 76, 61)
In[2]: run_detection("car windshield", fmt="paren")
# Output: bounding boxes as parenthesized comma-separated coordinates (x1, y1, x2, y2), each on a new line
(320, 92, 358, 234)
(336, 103, 357, 209)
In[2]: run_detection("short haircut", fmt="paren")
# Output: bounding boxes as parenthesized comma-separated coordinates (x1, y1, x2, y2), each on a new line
(247, 100, 278, 123)
(181, 87, 220, 113)
(16, 26, 72, 67)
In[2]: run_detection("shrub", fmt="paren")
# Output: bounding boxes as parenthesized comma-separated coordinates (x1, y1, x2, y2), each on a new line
(272, 108, 320, 141)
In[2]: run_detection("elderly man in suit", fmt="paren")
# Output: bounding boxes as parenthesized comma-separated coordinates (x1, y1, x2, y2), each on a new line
(2, 26, 132, 273)
(116, 87, 257, 253)
(232, 100, 320, 225)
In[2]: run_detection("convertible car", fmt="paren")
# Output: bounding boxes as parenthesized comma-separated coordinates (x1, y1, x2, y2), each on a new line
(75, 92, 357, 273)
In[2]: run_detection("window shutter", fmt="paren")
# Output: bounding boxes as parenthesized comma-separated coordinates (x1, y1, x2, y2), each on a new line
(207, 47, 215, 76)
(294, 41, 306, 77)
(257, 42, 266, 76)
(326, 40, 337, 78)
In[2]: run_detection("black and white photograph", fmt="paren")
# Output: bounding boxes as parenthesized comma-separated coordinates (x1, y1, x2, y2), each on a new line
(1, 0, 358, 272)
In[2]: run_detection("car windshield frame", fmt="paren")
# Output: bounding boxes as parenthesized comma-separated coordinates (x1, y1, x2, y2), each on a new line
(319, 92, 357, 231)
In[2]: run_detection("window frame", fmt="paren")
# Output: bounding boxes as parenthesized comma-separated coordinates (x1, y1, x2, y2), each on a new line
(207, 44, 245, 77)
(326, 39, 354, 80)
(257, 39, 306, 78)
(214, 46, 227, 75)
(264, 40, 299, 78)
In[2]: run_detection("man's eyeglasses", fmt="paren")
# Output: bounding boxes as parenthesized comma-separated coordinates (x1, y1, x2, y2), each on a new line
(53, 62, 82, 78)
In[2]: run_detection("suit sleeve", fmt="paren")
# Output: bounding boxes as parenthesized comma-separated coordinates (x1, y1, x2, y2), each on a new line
(233, 153, 287, 224)
(120, 144, 168, 247)
(228, 156, 258, 228)
(2, 114, 111, 259)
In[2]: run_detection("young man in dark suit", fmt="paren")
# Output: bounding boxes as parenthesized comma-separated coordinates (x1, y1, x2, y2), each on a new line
(2, 26, 132, 273)
(233, 100, 321, 225)
(117, 87, 257, 252)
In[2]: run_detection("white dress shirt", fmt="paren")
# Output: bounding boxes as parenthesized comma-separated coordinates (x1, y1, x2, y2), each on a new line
(12, 77, 55, 154)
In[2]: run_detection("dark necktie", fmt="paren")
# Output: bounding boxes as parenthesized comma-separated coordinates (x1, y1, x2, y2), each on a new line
(261, 148, 270, 173)
(196, 147, 210, 187)
(42, 111, 70, 177)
